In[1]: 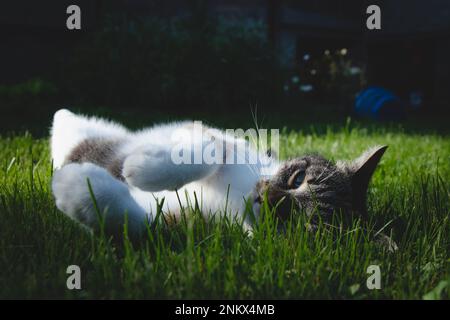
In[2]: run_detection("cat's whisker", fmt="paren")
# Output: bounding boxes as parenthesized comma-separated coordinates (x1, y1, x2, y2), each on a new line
(315, 166, 328, 182)
(318, 168, 338, 184)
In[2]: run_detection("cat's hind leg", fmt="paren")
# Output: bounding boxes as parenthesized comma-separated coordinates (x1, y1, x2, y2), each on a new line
(52, 162, 149, 240)
(50, 109, 129, 169)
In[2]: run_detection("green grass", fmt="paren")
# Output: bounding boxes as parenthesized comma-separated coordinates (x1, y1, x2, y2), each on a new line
(0, 120, 449, 299)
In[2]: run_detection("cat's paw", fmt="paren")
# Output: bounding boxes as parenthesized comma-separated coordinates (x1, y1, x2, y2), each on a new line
(52, 163, 111, 226)
(123, 147, 183, 191)
(53, 162, 150, 238)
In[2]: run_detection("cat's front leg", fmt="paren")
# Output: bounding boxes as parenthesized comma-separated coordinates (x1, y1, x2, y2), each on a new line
(122, 143, 220, 192)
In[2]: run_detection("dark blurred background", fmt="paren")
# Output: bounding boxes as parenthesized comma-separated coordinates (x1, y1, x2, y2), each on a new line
(0, 0, 449, 134)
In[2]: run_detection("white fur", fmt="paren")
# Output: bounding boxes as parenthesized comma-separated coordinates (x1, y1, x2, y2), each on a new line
(50, 109, 279, 236)
(52, 162, 148, 236)
(51, 109, 129, 169)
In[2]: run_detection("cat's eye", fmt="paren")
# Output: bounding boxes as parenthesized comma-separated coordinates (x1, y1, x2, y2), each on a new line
(288, 170, 306, 189)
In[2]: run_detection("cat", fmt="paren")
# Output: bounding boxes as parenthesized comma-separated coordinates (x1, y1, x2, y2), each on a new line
(51, 109, 389, 244)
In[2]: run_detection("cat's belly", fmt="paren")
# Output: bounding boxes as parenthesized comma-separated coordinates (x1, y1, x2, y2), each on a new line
(129, 183, 252, 221)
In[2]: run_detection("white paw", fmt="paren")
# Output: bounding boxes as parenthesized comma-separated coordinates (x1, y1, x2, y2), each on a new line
(123, 148, 182, 191)
(52, 163, 112, 226)
(53, 163, 149, 237)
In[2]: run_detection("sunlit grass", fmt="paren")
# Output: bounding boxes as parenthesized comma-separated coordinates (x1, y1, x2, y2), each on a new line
(0, 122, 449, 299)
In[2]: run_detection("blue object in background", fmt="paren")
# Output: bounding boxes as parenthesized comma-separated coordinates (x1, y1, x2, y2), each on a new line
(355, 87, 406, 120)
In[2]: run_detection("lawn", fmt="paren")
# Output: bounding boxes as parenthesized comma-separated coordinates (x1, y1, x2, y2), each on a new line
(0, 120, 449, 299)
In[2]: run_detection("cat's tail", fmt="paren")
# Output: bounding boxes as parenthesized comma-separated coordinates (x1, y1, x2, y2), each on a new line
(52, 162, 150, 241)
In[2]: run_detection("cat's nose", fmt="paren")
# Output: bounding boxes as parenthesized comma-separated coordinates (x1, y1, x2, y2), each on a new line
(253, 179, 269, 204)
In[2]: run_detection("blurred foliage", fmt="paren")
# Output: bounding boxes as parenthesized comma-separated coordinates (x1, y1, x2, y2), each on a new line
(0, 78, 57, 105)
(285, 48, 366, 113)
(0, 6, 370, 125)
(56, 14, 283, 112)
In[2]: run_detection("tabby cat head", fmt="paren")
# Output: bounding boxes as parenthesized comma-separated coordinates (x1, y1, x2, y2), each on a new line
(252, 146, 387, 223)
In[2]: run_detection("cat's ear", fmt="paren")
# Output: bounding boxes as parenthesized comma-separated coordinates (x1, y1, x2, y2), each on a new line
(349, 145, 388, 215)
